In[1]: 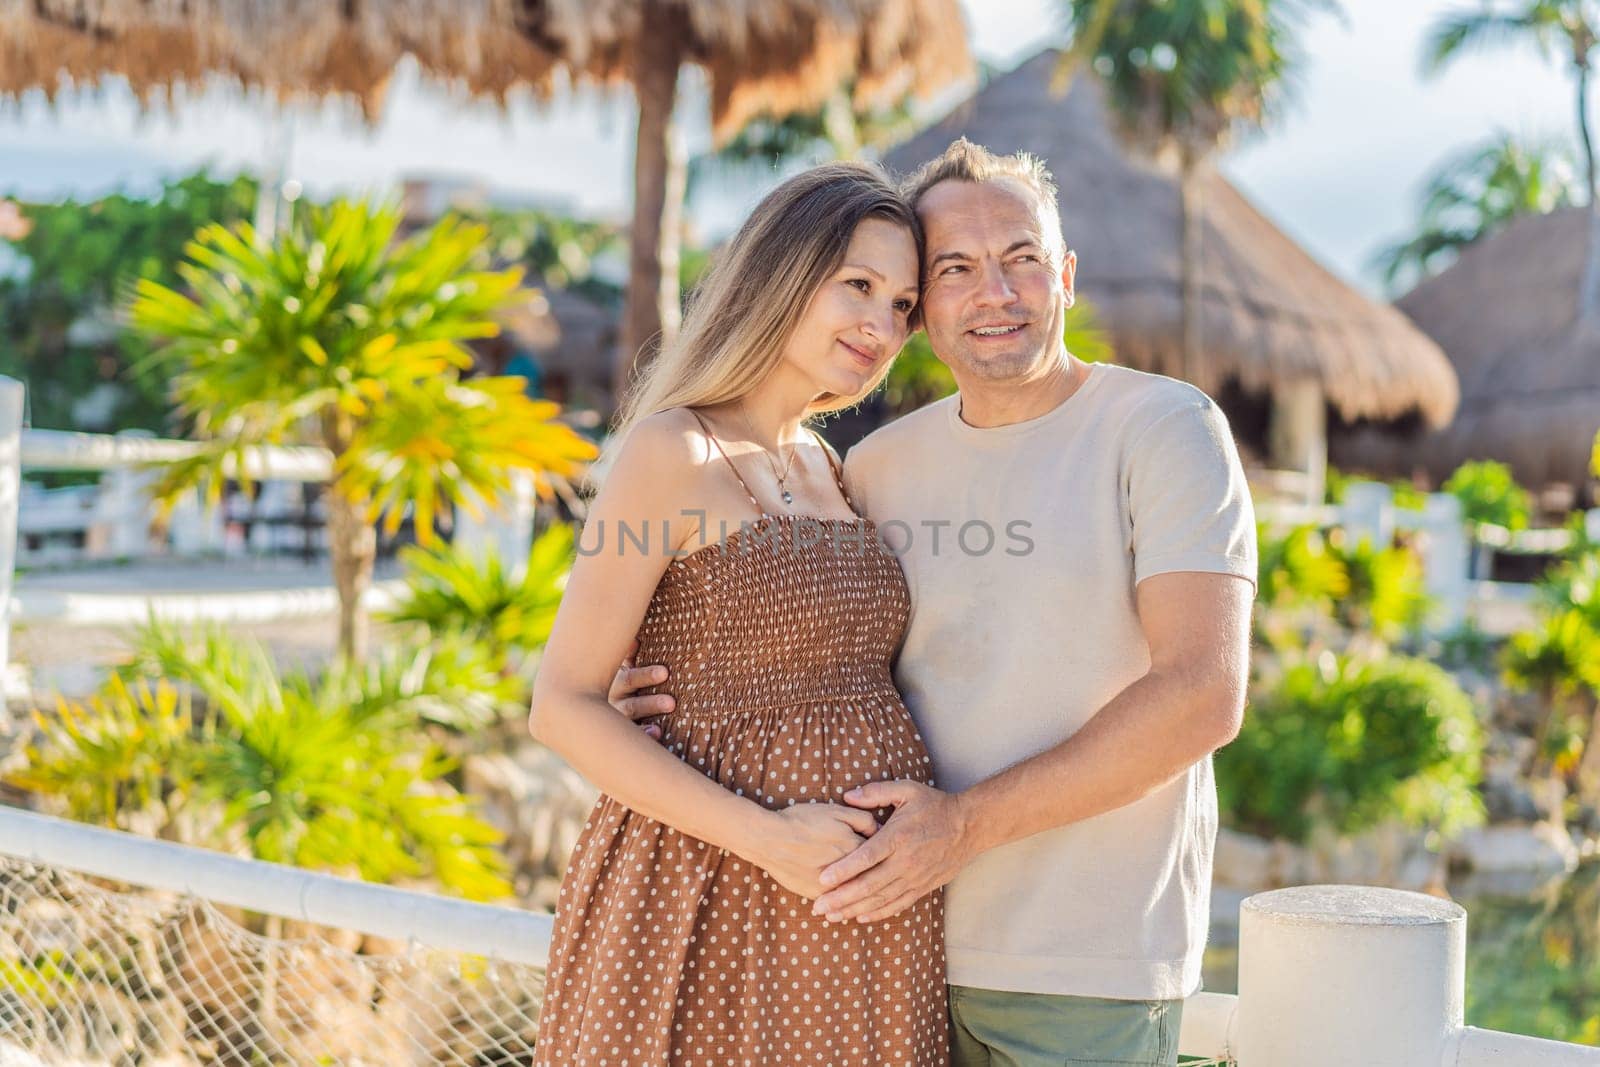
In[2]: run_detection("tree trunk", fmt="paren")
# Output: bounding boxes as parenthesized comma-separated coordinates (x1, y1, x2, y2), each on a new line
(1577, 698, 1600, 805)
(616, 1, 687, 400)
(1575, 57, 1600, 320)
(325, 483, 376, 664)
(1179, 163, 1204, 387)
(321, 410, 375, 663)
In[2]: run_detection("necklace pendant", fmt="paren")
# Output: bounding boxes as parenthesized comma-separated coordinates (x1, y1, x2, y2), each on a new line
(781, 489, 794, 505)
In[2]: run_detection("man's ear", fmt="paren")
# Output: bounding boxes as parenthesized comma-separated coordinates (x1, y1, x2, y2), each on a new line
(1061, 249, 1078, 308)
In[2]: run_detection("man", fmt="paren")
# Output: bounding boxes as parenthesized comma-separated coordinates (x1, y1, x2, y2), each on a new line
(614, 138, 1256, 1067)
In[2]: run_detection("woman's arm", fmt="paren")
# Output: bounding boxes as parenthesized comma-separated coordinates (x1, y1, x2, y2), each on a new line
(528, 410, 874, 896)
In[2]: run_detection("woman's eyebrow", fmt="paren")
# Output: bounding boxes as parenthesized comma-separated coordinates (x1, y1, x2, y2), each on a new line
(843, 262, 886, 281)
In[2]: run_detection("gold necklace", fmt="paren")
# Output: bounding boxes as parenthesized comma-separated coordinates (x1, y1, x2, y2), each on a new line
(738, 404, 800, 506)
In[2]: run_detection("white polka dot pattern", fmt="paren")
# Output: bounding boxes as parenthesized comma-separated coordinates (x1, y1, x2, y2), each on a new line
(534, 490, 948, 1066)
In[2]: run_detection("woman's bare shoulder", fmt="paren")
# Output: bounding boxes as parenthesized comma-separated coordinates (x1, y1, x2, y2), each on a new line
(601, 407, 713, 500)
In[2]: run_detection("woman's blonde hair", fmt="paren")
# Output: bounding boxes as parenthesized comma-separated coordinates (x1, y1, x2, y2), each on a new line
(596, 161, 920, 482)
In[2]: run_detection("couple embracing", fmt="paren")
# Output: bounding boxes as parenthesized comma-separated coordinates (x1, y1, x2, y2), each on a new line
(527, 138, 1258, 1067)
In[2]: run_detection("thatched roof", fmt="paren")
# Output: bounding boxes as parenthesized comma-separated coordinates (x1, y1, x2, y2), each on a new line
(1334, 207, 1600, 489)
(3, 0, 971, 139)
(882, 50, 1458, 428)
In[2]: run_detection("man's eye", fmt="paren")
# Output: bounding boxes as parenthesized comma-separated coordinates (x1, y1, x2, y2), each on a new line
(939, 264, 967, 276)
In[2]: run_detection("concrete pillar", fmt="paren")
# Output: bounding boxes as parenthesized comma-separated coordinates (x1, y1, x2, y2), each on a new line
(1420, 492, 1471, 632)
(1340, 480, 1394, 549)
(0, 378, 21, 688)
(1236, 885, 1465, 1067)
(1268, 378, 1328, 506)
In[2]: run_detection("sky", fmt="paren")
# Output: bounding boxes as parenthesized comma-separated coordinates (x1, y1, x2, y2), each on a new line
(0, 0, 1579, 293)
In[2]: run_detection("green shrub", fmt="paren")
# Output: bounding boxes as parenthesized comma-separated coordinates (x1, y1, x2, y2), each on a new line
(1218, 654, 1485, 843)
(1444, 459, 1532, 531)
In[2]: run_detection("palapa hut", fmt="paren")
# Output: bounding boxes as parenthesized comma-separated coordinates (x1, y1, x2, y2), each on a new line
(1335, 207, 1600, 498)
(3, 0, 973, 390)
(883, 50, 1459, 503)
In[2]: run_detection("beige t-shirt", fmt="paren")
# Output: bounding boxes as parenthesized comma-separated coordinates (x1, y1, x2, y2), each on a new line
(843, 362, 1257, 1000)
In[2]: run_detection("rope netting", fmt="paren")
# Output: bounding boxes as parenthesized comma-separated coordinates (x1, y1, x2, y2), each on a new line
(0, 857, 544, 1066)
(0, 852, 1236, 1066)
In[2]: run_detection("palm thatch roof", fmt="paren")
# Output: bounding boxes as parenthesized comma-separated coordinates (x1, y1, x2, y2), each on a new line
(1334, 207, 1600, 489)
(882, 50, 1458, 428)
(2, 0, 970, 138)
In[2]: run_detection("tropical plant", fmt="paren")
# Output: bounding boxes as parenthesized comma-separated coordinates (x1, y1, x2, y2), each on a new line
(1218, 653, 1486, 843)
(7, 674, 193, 829)
(0, 170, 257, 432)
(1424, 0, 1600, 316)
(1328, 533, 1432, 642)
(129, 199, 596, 661)
(1444, 459, 1534, 531)
(1504, 542, 1600, 785)
(881, 299, 1116, 416)
(1373, 133, 1579, 291)
(19, 618, 518, 900)
(1059, 0, 1336, 384)
(383, 523, 576, 669)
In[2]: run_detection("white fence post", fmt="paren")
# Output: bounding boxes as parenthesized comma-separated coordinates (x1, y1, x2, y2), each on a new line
(1421, 492, 1471, 632)
(0, 377, 21, 694)
(452, 473, 536, 579)
(1236, 885, 1465, 1067)
(167, 487, 226, 555)
(1340, 480, 1394, 549)
(90, 429, 156, 559)
(1587, 507, 1600, 544)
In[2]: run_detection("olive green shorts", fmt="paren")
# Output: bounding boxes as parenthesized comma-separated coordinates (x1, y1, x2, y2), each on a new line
(948, 985, 1184, 1067)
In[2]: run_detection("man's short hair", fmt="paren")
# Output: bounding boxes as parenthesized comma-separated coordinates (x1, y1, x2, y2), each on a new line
(902, 138, 1065, 261)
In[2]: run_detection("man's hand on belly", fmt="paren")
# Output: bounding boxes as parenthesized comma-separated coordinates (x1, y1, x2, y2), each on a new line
(609, 639, 674, 740)
(810, 780, 975, 924)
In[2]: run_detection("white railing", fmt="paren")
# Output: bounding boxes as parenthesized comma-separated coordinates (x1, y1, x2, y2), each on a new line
(0, 378, 537, 693)
(0, 806, 1594, 1065)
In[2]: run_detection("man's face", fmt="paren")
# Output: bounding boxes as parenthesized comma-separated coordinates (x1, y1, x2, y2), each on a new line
(916, 177, 1077, 384)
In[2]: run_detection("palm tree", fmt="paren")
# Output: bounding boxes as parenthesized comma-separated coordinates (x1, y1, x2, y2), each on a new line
(1424, 1, 1600, 314)
(1058, 0, 1335, 385)
(130, 200, 596, 663)
(1374, 133, 1579, 291)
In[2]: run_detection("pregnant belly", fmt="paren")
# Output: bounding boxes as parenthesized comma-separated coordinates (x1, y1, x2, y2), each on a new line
(654, 686, 934, 811)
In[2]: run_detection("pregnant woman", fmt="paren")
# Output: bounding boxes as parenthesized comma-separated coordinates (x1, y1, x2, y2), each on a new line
(528, 161, 948, 1066)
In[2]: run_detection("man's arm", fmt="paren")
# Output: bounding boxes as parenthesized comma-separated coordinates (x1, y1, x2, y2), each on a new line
(808, 569, 1253, 924)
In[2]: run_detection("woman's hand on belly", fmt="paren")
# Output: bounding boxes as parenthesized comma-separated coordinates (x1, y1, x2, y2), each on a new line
(746, 803, 880, 901)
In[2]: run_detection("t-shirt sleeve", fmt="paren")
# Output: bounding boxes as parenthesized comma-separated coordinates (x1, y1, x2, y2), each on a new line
(1127, 397, 1257, 591)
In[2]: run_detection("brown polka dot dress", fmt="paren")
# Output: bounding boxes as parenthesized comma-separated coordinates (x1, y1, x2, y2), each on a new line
(534, 413, 948, 1067)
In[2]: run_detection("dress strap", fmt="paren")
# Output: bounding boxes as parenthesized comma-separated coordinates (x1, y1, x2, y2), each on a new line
(688, 409, 766, 517)
(808, 427, 861, 517)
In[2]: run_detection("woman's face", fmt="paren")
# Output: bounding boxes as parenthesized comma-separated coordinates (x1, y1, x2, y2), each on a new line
(780, 216, 920, 399)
